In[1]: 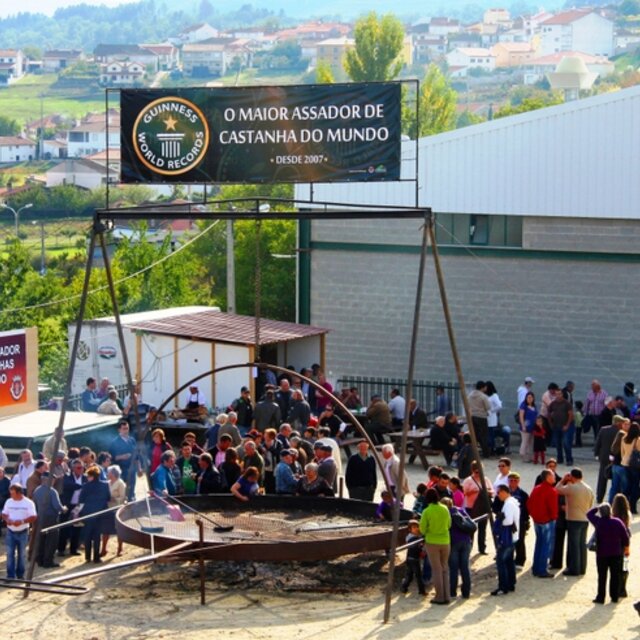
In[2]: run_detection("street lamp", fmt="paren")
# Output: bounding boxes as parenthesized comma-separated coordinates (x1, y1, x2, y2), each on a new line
(1, 202, 33, 237)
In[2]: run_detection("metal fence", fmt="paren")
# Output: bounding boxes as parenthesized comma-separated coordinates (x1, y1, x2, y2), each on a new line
(336, 376, 460, 416)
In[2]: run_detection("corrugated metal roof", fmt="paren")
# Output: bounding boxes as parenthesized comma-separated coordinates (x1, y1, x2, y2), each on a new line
(296, 84, 640, 220)
(109, 308, 329, 345)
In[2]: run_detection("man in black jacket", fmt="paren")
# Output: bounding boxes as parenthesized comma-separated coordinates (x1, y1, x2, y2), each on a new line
(345, 440, 377, 501)
(57, 460, 86, 556)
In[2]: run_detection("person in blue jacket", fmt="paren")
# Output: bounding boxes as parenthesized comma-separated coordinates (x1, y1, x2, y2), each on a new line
(151, 450, 177, 497)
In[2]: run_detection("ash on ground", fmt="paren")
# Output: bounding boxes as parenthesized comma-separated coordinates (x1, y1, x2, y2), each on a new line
(187, 553, 391, 592)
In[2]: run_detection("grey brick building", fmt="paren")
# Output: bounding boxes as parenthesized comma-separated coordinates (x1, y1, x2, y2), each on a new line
(294, 85, 640, 418)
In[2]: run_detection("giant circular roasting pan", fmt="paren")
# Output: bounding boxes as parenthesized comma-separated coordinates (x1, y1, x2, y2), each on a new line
(116, 495, 413, 562)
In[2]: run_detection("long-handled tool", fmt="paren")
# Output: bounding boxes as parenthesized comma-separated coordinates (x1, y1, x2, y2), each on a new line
(161, 494, 234, 533)
(295, 520, 410, 534)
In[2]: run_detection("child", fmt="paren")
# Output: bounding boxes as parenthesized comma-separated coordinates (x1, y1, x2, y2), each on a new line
(401, 520, 426, 595)
(413, 483, 428, 517)
(533, 416, 547, 464)
(574, 400, 584, 447)
(376, 490, 395, 521)
(449, 476, 465, 508)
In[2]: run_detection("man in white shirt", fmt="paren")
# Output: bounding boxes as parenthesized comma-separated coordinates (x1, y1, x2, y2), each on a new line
(517, 377, 535, 407)
(388, 388, 406, 428)
(491, 484, 520, 596)
(2, 483, 37, 579)
(12, 450, 35, 487)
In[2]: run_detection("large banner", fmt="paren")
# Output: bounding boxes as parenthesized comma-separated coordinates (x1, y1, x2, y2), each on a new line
(120, 83, 401, 184)
(0, 327, 38, 417)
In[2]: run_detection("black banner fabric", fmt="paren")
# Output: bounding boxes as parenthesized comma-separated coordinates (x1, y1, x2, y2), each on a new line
(120, 83, 401, 184)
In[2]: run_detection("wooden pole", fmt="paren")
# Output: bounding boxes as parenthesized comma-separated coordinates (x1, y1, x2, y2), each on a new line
(24, 223, 98, 596)
(383, 211, 430, 624)
(426, 215, 494, 537)
(197, 519, 206, 606)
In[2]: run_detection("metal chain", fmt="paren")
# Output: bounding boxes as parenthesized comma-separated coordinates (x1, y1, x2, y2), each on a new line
(254, 218, 262, 362)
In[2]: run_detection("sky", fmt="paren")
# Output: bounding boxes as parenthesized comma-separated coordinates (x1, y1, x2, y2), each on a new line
(0, 0, 138, 18)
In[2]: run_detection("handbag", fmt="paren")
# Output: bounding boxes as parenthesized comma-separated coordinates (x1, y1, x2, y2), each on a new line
(587, 531, 597, 552)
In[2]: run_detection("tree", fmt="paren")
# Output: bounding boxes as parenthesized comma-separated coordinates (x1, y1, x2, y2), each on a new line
(494, 91, 563, 118)
(0, 115, 20, 136)
(457, 109, 485, 128)
(343, 12, 405, 82)
(315, 60, 335, 84)
(620, 0, 640, 15)
(406, 64, 457, 138)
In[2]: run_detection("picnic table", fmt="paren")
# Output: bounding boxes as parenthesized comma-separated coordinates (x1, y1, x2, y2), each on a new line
(388, 429, 442, 470)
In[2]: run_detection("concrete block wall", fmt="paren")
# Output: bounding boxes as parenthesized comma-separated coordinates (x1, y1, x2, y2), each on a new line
(523, 217, 640, 253)
(310, 229, 640, 419)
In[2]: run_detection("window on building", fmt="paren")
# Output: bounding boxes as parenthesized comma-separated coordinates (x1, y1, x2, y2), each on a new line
(434, 213, 523, 248)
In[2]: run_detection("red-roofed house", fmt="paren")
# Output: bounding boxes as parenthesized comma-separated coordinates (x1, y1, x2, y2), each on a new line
(539, 10, 614, 57)
(524, 51, 614, 84)
(140, 43, 179, 70)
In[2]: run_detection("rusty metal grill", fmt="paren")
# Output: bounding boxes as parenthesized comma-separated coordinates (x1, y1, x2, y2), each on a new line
(117, 495, 413, 562)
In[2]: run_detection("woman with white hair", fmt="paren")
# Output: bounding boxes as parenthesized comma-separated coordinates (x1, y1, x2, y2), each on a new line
(296, 462, 334, 497)
(100, 465, 126, 557)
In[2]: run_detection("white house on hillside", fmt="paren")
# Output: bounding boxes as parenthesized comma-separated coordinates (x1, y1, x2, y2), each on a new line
(46, 158, 107, 189)
(539, 9, 614, 57)
(446, 47, 496, 76)
(178, 23, 219, 44)
(67, 117, 120, 157)
(0, 137, 36, 163)
(0, 49, 24, 84)
(99, 61, 146, 86)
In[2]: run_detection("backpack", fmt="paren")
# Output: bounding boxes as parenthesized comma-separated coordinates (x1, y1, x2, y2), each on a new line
(452, 507, 477, 535)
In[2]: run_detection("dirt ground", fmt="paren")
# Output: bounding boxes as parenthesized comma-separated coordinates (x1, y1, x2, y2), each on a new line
(2, 451, 640, 640)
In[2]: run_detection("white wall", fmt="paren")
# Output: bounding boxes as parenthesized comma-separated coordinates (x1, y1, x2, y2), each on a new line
(213, 344, 251, 410)
(572, 13, 614, 56)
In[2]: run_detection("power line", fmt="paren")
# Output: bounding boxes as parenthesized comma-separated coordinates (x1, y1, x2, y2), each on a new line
(0, 220, 222, 317)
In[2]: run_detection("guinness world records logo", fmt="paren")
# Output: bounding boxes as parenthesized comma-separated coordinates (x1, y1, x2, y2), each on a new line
(132, 96, 209, 176)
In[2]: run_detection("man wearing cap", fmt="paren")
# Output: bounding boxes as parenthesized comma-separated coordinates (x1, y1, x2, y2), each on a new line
(315, 443, 337, 491)
(230, 386, 254, 435)
(517, 377, 535, 407)
(594, 415, 627, 502)
(253, 390, 281, 433)
(2, 484, 37, 579)
(275, 450, 298, 494)
(365, 394, 392, 445)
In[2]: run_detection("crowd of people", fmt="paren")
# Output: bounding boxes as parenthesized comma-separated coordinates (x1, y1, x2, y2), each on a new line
(1, 369, 638, 620)
(402, 456, 634, 610)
